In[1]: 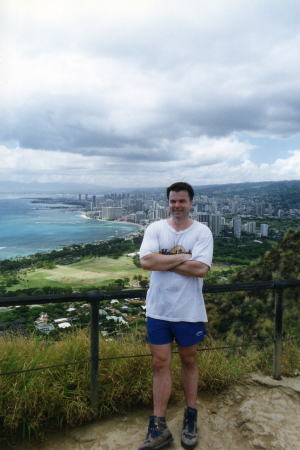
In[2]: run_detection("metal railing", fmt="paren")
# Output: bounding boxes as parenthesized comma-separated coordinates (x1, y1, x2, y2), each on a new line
(0, 279, 300, 415)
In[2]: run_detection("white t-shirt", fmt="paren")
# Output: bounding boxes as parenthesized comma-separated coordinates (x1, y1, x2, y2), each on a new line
(139, 219, 213, 322)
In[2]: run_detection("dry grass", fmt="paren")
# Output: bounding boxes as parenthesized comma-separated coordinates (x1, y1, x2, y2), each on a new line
(0, 330, 299, 441)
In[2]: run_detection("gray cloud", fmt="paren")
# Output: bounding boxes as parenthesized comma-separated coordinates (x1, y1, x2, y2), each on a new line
(1, 0, 300, 187)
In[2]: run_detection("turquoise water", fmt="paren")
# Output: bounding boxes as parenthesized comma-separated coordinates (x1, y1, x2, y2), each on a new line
(0, 197, 140, 260)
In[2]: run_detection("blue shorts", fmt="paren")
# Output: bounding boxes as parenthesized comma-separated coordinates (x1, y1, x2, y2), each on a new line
(147, 317, 207, 347)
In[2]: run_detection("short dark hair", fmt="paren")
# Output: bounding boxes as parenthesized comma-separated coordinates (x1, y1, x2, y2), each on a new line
(166, 182, 194, 200)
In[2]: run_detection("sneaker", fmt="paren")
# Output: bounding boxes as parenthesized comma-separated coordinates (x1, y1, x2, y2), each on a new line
(138, 416, 174, 449)
(181, 407, 198, 449)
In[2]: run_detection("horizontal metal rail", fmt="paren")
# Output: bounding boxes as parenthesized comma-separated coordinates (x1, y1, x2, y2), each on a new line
(0, 279, 300, 415)
(0, 289, 146, 307)
(1, 336, 299, 377)
(1, 279, 300, 307)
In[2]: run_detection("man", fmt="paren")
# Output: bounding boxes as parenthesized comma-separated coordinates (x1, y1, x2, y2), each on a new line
(138, 182, 213, 450)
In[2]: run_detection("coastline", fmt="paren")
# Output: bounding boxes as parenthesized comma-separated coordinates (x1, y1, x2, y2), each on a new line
(99, 219, 144, 230)
(83, 213, 144, 230)
(0, 200, 143, 261)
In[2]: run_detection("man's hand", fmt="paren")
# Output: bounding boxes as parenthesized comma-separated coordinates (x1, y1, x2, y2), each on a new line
(170, 260, 210, 278)
(140, 253, 191, 271)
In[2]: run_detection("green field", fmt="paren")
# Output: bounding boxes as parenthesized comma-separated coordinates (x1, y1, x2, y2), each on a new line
(6, 255, 238, 292)
(9, 255, 147, 291)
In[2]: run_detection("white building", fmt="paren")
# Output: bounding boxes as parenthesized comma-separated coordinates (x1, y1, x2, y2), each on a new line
(35, 323, 55, 334)
(260, 223, 269, 237)
(156, 206, 169, 219)
(58, 322, 71, 329)
(35, 312, 49, 324)
(243, 221, 256, 235)
(102, 207, 123, 220)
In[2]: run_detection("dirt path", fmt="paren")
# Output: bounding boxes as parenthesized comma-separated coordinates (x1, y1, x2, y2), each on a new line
(5, 374, 300, 450)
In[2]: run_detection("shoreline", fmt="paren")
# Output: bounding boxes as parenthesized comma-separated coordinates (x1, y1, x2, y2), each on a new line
(0, 227, 142, 262)
(83, 213, 144, 230)
(0, 206, 143, 262)
(98, 219, 144, 230)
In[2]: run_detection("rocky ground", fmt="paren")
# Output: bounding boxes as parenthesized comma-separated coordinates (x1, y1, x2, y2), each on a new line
(4, 374, 300, 450)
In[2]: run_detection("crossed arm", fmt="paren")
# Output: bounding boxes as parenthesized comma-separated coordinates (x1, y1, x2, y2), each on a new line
(140, 253, 210, 278)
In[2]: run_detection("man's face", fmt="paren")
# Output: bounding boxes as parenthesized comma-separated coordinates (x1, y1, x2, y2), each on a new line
(168, 190, 193, 219)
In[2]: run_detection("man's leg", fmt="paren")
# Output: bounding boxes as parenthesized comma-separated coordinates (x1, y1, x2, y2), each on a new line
(178, 344, 199, 408)
(138, 343, 173, 449)
(178, 344, 199, 449)
(150, 343, 172, 417)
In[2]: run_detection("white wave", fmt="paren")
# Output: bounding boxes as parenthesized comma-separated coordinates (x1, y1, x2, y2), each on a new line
(0, 247, 7, 250)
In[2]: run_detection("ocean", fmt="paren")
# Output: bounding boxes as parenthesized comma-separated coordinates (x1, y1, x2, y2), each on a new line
(0, 196, 140, 260)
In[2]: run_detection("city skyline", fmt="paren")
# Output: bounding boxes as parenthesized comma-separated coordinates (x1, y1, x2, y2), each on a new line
(1, 0, 300, 191)
(77, 182, 300, 239)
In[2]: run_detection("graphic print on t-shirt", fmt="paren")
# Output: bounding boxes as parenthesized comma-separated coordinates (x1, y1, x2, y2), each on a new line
(160, 245, 192, 255)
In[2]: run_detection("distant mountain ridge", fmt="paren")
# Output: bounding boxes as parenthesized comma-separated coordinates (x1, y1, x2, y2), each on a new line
(1, 179, 300, 196)
(197, 179, 300, 193)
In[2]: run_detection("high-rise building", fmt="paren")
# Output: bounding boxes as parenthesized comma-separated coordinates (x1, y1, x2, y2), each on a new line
(231, 200, 239, 214)
(243, 221, 256, 234)
(260, 223, 269, 237)
(209, 214, 223, 236)
(233, 216, 242, 238)
(148, 209, 156, 221)
(255, 202, 265, 217)
(102, 207, 123, 220)
(198, 213, 210, 224)
(135, 211, 146, 222)
(156, 206, 169, 219)
(211, 201, 218, 214)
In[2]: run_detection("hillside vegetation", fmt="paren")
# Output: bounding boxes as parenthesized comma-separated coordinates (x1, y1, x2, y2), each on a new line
(207, 229, 300, 339)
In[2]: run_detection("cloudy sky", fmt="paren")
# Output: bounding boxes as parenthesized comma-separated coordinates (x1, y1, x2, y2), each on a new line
(1, 0, 300, 191)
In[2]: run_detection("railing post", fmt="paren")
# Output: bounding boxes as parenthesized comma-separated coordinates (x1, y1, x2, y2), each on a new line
(90, 297, 99, 415)
(273, 286, 283, 380)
